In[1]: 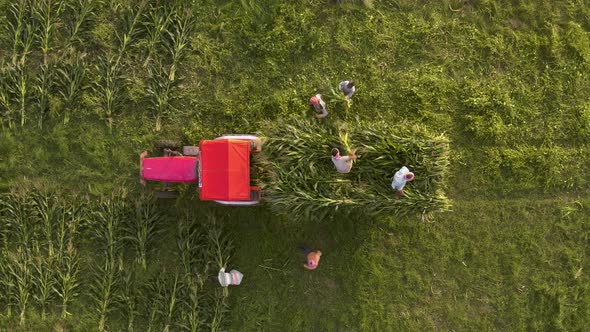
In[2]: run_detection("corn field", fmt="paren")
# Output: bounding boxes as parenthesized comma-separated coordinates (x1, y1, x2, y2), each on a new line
(256, 118, 451, 219)
(0, 188, 233, 330)
(1, 0, 590, 330)
(0, 0, 191, 130)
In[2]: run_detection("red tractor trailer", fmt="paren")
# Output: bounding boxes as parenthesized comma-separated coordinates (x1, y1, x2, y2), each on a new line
(140, 135, 262, 205)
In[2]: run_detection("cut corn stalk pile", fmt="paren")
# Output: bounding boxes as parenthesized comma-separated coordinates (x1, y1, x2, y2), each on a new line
(256, 118, 451, 218)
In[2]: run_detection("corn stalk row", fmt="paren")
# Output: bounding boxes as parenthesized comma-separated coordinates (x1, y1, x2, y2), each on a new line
(0, 189, 234, 329)
(0, 1, 197, 130)
(0, 189, 84, 325)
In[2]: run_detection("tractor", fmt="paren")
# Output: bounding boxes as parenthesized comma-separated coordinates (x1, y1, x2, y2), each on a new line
(140, 135, 262, 205)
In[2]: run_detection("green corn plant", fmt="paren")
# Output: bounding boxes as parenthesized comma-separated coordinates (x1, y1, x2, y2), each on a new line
(177, 215, 207, 280)
(179, 273, 204, 332)
(0, 196, 10, 253)
(17, 20, 38, 65)
(162, 273, 180, 332)
(2, 191, 34, 249)
(141, 4, 173, 67)
(5, 247, 33, 326)
(13, 63, 29, 127)
(89, 195, 126, 331)
(90, 195, 126, 265)
(146, 61, 177, 131)
(139, 270, 183, 332)
(115, 2, 146, 66)
(31, 190, 59, 258)
(55, 197, 83, 260)
(90, 255, 121, 332)
(206, 215, 233, 330)
(177, 216, 206, 331)
(207, 220, 232, 274)
(92, 55, 124, 128)
(209, 288, 229, 332)
(56, 57, 86, 124)
(6, 1, 30, 64)
(145, 274, 166, 332)
(164, 6, 193, 81)
(32, 0, 65, 66)
(31, 251, 55, 320)
(118, 270, 139, 332)
(0, 250, 10, 317)
(177, 218, 195, 277)
(0, 66, 17, 128)
(64, 0, 95, 47)
(108, 0, 123, 14)
(124, 195, 162, 270)
(33, 64, 54, 128)
(0, 196, 8, 251)
(55, 208, 69, 255)
(55, 239, 79, 318)
(53, 240, 80, 319)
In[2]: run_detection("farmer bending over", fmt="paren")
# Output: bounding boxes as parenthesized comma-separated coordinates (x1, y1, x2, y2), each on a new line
(339, 80, 356, 99)
(331, 148, 357, 173)
(391, 166, 414, 199)
(309, 94, 328, 118)
(218, 267, 243, 287)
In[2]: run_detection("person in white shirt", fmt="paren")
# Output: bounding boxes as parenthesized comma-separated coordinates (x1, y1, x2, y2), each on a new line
(391, 166, 414, 199)
(309, 94, 328, 118)
(331, 148, 357, 173)
(217, 267, 243, 287)
(339, 80, 356, 99)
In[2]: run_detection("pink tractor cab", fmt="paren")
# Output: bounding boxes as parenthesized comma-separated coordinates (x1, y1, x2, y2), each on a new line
(140, 135, 262, 205)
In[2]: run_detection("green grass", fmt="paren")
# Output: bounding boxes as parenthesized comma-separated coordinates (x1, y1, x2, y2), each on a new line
(0, 0, 590, 330)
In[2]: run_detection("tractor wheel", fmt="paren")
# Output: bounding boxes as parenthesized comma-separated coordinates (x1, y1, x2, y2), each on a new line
(155, 140, 181, 150)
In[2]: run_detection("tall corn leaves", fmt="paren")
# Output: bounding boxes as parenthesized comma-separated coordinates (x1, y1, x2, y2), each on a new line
(140, 4, 173, 68)
(0, 64, 20, 128)
(56, 58, 86, 124)
(0, 63, 30, 128)
(1, 192, 28, 325)
(176, 214, 207, 331)
(206, 215, 233, 331)
(91, 3, 144, 128)
(257, 118, 451, 219)
(0, 190, 85, 324)
(146, 62, 178, 132)
(32, 0, 65, 65)
(63, 0, 95, 48)
(124, 194, 162, 270)
(140, 4, 192, 131)
(6, 1, 36, 66)
(139, 213, 232, 332)
(53, 197, 84, 319)
(92, 55, 125, 128)
(89, 194, 127, 331)
(0, 188, 235, 329)
(0, 192, 34, 325)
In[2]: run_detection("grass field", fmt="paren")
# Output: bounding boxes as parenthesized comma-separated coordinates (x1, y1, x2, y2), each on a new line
(1, 0, 590, 331)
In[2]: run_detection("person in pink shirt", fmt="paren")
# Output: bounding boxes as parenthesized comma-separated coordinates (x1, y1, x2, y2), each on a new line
(302, 247, 322, 270)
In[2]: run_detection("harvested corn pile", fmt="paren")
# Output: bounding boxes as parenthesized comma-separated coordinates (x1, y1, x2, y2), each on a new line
(255, 118, 451, 218)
